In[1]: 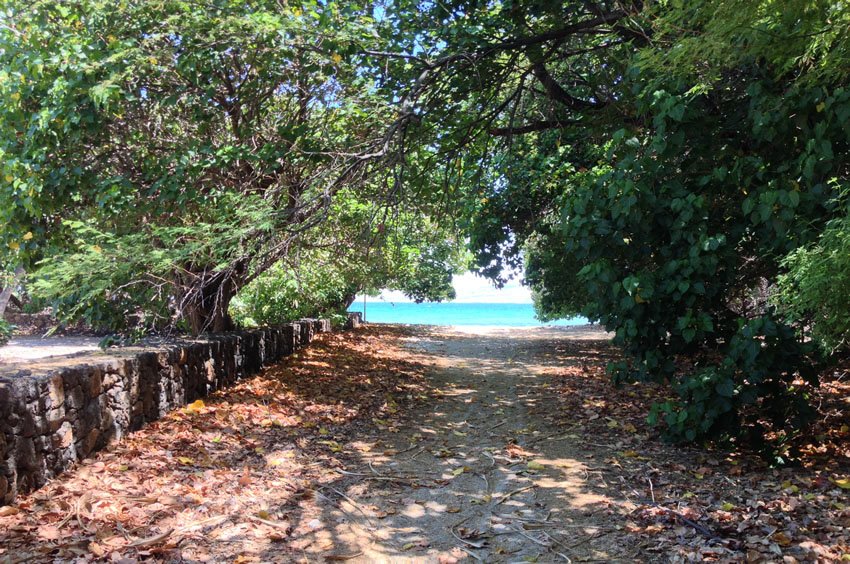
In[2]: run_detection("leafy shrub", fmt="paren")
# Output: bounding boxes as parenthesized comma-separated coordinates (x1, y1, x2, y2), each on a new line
(469, 52, 844, 455)
(649, 316, 818, 460)
(230, 259, 357, 327)
(0, 319, 14, 345)
(775, 210, 850, 352)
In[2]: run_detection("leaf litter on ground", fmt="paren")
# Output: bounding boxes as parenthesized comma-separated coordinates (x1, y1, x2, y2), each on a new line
(542, 338, 850, 562)
(0, 326, 431, 563)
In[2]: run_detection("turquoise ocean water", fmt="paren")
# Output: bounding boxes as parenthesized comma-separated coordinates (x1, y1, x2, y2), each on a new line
(347, 301, 587, 327)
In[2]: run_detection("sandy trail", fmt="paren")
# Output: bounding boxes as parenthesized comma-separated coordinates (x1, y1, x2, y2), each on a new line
(309, 325, 639, 563)
(6, 324, 849, 562)
(1, 324, 645, 563)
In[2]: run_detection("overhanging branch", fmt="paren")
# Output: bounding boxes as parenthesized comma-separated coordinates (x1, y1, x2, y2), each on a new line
(489, 119, 579, 136)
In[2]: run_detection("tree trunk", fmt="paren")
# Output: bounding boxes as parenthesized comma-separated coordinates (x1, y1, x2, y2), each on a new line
(341, 287, 359, 310)
(184, 271, 237, 335)
(0, 266, 25, 319)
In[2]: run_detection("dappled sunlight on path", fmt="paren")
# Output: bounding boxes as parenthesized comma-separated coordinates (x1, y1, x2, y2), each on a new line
(0, 324, 643, 563)
(284, 328, 633, 562)
(318, 326, 637, 562)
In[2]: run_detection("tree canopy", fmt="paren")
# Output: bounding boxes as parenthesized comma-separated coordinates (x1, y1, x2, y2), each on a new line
(2, 0, 461, 333)
(2, 0, 850, 455)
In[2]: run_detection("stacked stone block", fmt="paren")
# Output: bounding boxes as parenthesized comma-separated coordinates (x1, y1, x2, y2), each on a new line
(0, 319, 336, 505)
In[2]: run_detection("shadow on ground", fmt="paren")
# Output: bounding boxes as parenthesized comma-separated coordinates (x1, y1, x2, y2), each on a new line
(0, 325, 642, 563)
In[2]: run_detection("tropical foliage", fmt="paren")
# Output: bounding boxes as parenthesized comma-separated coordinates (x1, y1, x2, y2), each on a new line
(376, 0, 849, 454)
(3, 0, 451, 334)
(3, 0, 850, 454)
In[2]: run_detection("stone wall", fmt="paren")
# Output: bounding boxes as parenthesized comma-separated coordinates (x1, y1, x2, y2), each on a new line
(345, 311, 363, 329)
(0, 316, 351, 506)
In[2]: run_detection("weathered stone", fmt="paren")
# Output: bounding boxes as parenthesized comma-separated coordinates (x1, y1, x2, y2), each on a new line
(46, 408, 65, 433)
(0, 317, 343, 506)
(81, 428, 100, 456)
(64, 384, 85, 412)
(52, 422, 74, 449)
(15, 437, 37, 470)
(298, 319, 314, 346)
(47, 374, 64, 409)
(16, 409, 37, 439)
(88, 369, 102, 399)
(346, 312, 362, 329)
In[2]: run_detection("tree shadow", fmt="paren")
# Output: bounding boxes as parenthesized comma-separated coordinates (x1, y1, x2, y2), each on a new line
(242, 325, 641, 562)
(0, 324, 645, 562)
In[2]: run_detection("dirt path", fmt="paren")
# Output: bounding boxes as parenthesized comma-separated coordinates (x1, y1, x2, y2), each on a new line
(296, 325, 637, 562)
(5, 324, 849, 562)
(1, 324, 641, 563)
(0, 336, 102, 365)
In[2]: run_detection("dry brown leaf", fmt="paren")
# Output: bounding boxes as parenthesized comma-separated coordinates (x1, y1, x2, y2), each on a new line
(37, 525, 61, 541)
(238, 466, 252, 487)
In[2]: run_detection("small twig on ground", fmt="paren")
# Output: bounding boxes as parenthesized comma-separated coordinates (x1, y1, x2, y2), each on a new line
(480, 450, 497, 469)
(525, 431, 574, 445)
(509, 526, 551, 547)
(176, 515, 229, 533)
(493, 484, 535, 506)
(393, 443, 422, 455)
(635, 500, 718, 539)
(324, 551, 363, 561)
(475, 472, 490, 492)
(457, 546, 484, 561)
(333, 468, 420, 485)
(565, 530, 613, 550)
(127, 528, 174, 548)
(247, 515, 291, 530)
(317, 486, 377, 530)
(449, 516, 488, 549)
(492, 513, 549, 523)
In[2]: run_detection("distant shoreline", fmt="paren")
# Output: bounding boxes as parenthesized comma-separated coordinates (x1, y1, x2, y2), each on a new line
(348, 301, 588, 328)
(363, 322, 612, 340)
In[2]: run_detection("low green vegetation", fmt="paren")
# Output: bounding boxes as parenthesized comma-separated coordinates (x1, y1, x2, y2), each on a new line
(776, 210, 850, 354)
(0, 319, 13, 346)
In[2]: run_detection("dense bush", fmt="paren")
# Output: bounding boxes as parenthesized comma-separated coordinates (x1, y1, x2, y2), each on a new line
(443, 1, 850, 455)
(230, 259, 357, 328)
(648, 317, 818, 456)
(0, 319, 13, 345)
(775, 209, 850, 353)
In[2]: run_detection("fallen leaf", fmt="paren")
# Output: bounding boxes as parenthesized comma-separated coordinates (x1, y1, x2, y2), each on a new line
(37, 525, 61, 541)
(772, 531, 792, 547)
(239, 467, 252, 487)
(88, 541, 106, 557)
(833, 477, 850, 490)
(185, 399, 206, 413)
